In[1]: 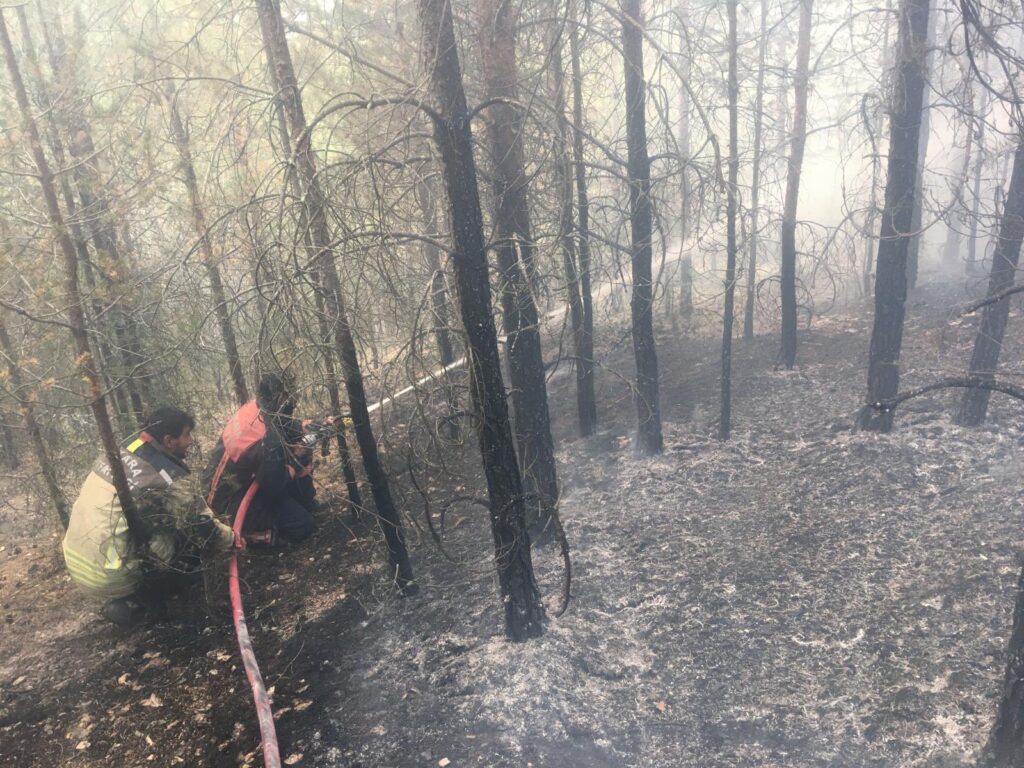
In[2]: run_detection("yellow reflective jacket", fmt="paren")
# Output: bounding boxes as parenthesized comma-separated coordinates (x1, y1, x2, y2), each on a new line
(62, 434, 234, 598)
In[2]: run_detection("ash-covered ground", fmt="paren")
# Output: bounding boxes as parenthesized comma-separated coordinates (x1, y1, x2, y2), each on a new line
(2, 280, 1023, 767)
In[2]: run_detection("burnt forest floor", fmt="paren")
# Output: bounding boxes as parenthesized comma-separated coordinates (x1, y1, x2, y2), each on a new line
(3, 278, 1024, 767)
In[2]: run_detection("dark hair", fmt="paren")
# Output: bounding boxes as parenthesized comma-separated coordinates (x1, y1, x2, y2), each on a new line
(143, 406, 196, 442)
(257, 372, 296, 413)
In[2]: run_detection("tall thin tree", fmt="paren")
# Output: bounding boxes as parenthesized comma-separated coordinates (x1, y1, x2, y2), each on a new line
(620, 0, 663, 455)
(478, 0, 561, 534)
(255, 0, 415, 593)
(720, 0, 740, 439)
(779, 0, 812, 369)
(957, 138, 1024, 426)
(856, 0, 931, 432)
(417, 0, 545, 640)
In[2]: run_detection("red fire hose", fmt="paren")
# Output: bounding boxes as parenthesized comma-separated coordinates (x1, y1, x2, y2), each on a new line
(230, 481, 282, 768)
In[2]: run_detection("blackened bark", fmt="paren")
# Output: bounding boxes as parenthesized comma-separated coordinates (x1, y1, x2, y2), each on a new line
(984, 561, 1024, 766)
(568, 0, 598, 434)
(957, 139, 1024, 426)
(857, 0, 930, 432)
(967, 86, 990, 277)
(743, 0, 769, 340)
(417, 0, 544, 640)
(620, 0, 663, 455)
(165, 89, 250, 406)
(0, 11, 138, 533)
(256, 0, 415, 592)
(479, 0, 561, 533)
(780, 0, 812, 369)
(0, 315, 67, 524)
(905, 7, 937, 289)
(720, 0, 739, 440)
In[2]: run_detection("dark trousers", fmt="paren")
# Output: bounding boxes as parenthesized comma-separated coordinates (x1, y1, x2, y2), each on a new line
(244, 475, 317, 542)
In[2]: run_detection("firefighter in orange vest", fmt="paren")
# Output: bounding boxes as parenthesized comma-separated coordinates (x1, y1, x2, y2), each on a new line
(202, 373, 318, 543)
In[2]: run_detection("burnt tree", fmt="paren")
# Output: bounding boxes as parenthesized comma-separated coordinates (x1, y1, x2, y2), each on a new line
(550, 2, 597, 438)
(568, 0, 598, 434)
(779, 0, 812, 369)
(743, 0, 770, 341)
(720, 0, 739, 440)
(256, 0, 415, 592)
(957, 138, 1024, 426)
(620, 0, 663, 455)
(478, 0, 561, 535)
(856, 0, 930, 432)
(417, 0, 545, 640)
(164, 86, 250, 406)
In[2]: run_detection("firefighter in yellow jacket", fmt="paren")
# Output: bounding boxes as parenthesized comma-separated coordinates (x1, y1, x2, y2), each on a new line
(62, 406, 237, 625)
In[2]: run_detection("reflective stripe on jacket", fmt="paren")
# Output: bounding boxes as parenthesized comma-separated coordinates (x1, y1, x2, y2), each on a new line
(62, 434, 233, 598)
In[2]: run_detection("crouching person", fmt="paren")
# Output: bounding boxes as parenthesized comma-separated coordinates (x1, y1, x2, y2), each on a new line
(202, 373, 317, 545)
(62, 406, 237, 626)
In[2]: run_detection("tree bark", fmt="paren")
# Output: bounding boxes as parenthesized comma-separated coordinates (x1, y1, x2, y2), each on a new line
(957, 139, 1024, 426)
(417, 0, 545, 640)
(0, 10, 139, 534)
(620, 0, 663, 455)
(905, 6, 938, 289)
(857, 0, 931, 432)
(720, 0, 739, 440)
(568, 0, 598, 434)
(967, 84, 990, 277)
(256, 0, 415, 592)
(743, 0, 770, 340)
(550, 7, 597, 439)
(780, 0, 812, 369)
(478, 0, 561, 536)
(984, 559, 1024, 766)
(164, 87, 250, 406)
(0, 314, 67, 524)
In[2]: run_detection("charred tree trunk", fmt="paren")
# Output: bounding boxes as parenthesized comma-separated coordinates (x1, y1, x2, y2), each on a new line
(258, 24, 364, 514)
(417, 0, 545, 640)
(967, 86, 990, 277)
(905, 7, 938, 289)
(313, 284, 365, 515)
(568, 0, 598, 434)
(0, 11, 139, 533)
(743, 0, 770, 340)
(984, 559, 1024, 766)
(0, 314, 67, 524)
(550, 12, 597, 439)
(164, 88, 249, 406)
(620, 0, 663, 455)
(720, 0, 739, 440)
(957, 139, 1024, 426)
(779, 0, 812, 369)
(856, 0, 931, 432)
(478, 0, 561, 536)
(256, 0, 415, 593)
